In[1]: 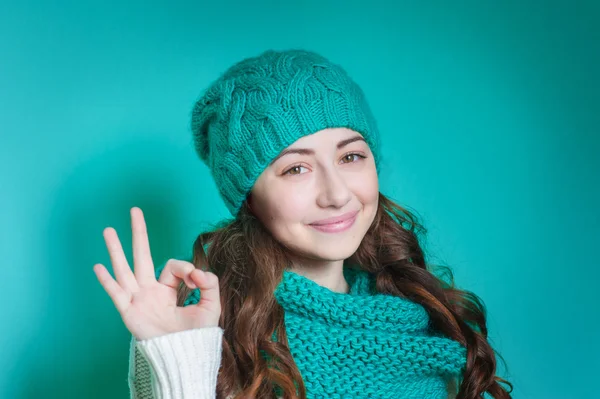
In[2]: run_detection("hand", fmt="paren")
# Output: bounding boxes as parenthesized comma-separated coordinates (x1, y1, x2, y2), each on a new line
(93, 207, 221, 341)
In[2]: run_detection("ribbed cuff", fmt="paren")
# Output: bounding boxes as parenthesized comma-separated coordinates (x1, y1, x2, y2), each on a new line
(136, 327, 223, 399)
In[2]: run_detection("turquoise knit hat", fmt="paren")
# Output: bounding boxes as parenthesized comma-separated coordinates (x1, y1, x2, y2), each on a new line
(190, 49, 382, 216)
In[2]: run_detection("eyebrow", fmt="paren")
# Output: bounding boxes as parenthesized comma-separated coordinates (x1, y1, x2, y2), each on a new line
(270, 136, 367, 165)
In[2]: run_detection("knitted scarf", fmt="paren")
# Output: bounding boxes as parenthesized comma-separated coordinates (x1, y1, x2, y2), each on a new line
(272, 265, 468, 399)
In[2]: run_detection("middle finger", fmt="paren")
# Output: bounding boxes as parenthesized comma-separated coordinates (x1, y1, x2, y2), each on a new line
(131, 207, 157, 286)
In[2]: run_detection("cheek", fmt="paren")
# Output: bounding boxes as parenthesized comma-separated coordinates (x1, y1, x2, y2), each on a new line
(263, 183, 313, 230)
(351, 166, 379, 205)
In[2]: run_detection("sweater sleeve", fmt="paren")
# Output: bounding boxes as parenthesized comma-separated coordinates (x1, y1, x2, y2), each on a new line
(128, 327, 224, 399)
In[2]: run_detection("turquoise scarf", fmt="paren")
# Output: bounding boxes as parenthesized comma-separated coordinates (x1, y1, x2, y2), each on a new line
(272, 266, 467, 398)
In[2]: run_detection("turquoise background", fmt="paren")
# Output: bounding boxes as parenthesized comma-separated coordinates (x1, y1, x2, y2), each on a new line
(1, 1, 598, 398)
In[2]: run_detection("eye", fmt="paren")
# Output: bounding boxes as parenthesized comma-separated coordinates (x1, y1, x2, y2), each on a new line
(340, 152, 366, 164)
(283, 164, 308, 176)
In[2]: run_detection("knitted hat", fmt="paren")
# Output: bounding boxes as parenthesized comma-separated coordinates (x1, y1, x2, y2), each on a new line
(190, 49, 382, 216)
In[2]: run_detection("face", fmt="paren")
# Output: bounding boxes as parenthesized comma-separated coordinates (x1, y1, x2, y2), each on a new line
(249, 127, 379, 262)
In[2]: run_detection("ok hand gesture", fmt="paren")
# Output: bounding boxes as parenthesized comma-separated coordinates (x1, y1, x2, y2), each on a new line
(93, 207, 221, 341)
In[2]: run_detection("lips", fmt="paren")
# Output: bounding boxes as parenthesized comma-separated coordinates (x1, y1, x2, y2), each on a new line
(309, 210, 359, 233)
(310, 210, 359, 226)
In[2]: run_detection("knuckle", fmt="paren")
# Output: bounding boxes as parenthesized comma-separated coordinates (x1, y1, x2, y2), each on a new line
(206, 272, 219, 285)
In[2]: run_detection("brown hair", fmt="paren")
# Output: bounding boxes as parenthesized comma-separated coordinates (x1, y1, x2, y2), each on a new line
(176, 192, 513, 399)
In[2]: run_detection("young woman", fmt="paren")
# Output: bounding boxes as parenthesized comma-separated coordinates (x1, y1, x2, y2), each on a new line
(94, 49, 512, 399)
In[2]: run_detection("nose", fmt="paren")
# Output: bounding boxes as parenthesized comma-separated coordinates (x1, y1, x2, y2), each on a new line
(315, 165, 352, 209)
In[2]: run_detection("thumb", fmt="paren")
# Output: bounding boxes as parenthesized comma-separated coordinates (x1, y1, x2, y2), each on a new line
(189, 269, 221, 308)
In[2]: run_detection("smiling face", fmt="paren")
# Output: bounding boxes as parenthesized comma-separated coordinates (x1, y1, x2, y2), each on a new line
(248, 127, 379, 263)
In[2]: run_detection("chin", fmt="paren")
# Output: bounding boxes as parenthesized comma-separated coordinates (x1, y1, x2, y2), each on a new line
(317, 249, 359, 262)
(302, 237, 363, 262)
(299, 224, 368, 259)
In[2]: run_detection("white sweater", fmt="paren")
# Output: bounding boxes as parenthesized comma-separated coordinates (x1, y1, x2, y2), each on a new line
(128, 327, 224, 399)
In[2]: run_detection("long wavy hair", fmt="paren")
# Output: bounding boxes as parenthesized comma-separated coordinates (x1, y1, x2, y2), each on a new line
(175, 192, 513, 399)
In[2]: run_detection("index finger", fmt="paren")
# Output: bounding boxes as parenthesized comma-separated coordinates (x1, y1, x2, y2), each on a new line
(130, 207, 156, 285)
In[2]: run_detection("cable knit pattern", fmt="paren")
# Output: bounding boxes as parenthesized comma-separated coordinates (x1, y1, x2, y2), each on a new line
(129, 335, 155, 398)
(190, 49, 382, 216)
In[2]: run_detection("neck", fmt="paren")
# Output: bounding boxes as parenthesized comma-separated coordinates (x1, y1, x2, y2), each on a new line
(288, 256, 350, 294)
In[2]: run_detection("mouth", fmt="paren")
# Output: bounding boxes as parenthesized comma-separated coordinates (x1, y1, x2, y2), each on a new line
(309, 210, 359, 233)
